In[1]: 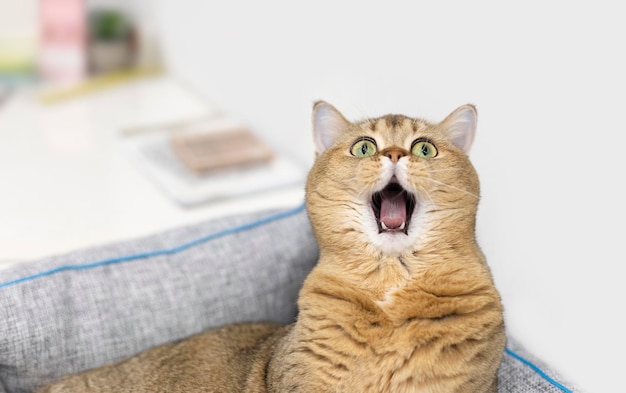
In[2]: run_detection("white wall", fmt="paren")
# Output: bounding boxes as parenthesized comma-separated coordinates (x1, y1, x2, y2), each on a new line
(155, 1, 625, 391)
(0, 0, 36, 35)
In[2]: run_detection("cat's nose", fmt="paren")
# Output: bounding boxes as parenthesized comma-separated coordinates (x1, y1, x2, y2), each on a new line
(381, 147, 408, 163)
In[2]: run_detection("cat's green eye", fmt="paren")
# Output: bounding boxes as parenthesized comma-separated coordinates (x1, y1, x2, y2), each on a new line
(411, 139, 438, 158)
(351, 138, 377, 158)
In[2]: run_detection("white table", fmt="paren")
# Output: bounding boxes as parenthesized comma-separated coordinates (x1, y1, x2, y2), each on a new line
(0, 75, 305, 267)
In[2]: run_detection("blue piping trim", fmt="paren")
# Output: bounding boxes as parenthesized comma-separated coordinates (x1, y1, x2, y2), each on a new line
(0, 203, 306, 290)
(505, 348, 572, 393)
(0, 204, 573, 393)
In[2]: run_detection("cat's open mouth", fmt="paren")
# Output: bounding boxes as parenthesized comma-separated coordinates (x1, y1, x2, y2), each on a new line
(371, 182, 416, 234)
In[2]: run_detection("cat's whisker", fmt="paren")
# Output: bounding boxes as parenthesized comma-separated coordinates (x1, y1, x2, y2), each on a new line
(423, 206, 466, 214)
(421, 178, 479, 199)
(414, 183, 438, 209)
(428, 168, 467, 173)
(339, 175, 360, 183)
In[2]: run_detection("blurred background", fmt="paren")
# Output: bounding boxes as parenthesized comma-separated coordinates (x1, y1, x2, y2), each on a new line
(1, 1, 624, 392)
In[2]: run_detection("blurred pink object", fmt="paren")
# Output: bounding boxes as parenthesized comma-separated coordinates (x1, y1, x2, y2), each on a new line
(39, 0, 88, 85)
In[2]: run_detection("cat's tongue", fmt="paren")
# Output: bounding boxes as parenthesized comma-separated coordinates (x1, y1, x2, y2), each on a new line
(380, 188, 407, 230)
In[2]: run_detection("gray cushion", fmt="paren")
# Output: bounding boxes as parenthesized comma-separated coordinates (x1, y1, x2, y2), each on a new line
(499, 338, 581, 392)
(0, 205, 579, 392)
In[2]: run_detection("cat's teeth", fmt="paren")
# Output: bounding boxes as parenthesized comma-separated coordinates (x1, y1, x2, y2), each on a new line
(380, 221, 406, 231)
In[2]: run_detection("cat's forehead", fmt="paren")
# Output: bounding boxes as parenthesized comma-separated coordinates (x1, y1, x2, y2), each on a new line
(349, 115, 438, 146)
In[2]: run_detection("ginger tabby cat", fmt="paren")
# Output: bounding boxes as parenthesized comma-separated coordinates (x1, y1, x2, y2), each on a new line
(38, 102, 505, 393)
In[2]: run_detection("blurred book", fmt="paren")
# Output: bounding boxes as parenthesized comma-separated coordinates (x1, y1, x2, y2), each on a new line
(121, 116, 306, 207)
(39, 0, 89, 85)
(0, 5, 37, 96)
(170, 127, 275, 173)
(0, 35, 37, 86)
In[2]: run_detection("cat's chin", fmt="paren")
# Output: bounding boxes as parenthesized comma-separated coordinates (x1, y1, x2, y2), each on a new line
(366, 229, 420, 257)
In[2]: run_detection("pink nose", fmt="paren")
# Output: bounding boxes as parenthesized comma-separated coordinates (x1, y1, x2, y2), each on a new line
(382, 147, 408, 163)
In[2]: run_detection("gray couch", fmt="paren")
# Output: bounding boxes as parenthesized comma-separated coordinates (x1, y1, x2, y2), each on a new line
(0, 204, 580, 392)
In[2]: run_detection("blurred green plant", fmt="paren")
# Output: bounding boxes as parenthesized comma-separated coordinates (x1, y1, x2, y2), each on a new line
(89, 9, 131, 42)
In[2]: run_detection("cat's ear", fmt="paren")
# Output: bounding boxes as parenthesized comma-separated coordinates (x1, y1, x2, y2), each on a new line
(312, 101, 351, 155)
(439, 104, 477, 155)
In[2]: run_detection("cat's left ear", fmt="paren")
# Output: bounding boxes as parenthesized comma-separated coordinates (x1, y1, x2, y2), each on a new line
(312, 101, 351, 155)
(439, 104, 477, 155)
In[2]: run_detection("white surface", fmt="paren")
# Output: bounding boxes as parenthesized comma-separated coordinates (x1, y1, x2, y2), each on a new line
(0, 75, 305, 265)
(154, 1, 625, 392)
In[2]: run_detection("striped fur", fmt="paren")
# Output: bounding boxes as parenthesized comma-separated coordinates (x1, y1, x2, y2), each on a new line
(38, 103, 505, 393)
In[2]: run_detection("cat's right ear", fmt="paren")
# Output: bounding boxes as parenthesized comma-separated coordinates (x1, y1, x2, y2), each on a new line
(439, 104, 478, 155)
(312, 101, 351, 155)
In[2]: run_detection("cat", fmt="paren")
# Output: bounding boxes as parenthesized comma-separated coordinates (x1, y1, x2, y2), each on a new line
(38, 102, 505, 393)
